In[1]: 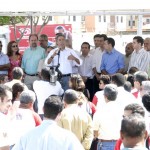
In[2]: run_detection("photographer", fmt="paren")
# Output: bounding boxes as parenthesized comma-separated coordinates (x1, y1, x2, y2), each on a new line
(33, 68, 64, 119)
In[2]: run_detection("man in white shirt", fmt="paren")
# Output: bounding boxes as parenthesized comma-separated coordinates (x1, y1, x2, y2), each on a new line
(128, 36, 149, 72)
(111, 73, 136, 113)
(92, 34, 107, 94)
(78, 42, 94, 100)
(93, 84, 122, 150)
(0, 85, 12, 149)
(5, 67, 28, 90)
(45, 34, 81, 91)
(33, 68, 64, 117)
(12, 95, 84, 150)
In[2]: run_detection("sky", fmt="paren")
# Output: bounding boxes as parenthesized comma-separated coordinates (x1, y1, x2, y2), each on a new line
(1, 0, 150, 12)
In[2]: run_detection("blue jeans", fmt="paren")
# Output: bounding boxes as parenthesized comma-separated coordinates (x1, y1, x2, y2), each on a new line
(97, 141, 116, 150)
(60, 76, 70, 92)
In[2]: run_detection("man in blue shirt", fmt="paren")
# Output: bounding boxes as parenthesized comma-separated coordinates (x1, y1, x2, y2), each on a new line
(101, 37, 124, 75)
(21, 34, 45, 90)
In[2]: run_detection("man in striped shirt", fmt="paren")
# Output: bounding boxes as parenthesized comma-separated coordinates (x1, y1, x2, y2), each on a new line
(128, 36, 149, 72)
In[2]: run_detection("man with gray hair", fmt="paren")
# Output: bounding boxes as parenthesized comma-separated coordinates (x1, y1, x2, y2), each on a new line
(133, 71, 148, 101)
(10, 90, 38, 146)
(93, 84, 122, 150)
(140, 81, 150, 97)
(58, 89, 93, 150)
(5, 67, 28, 90)
(19, 90, 42, 126)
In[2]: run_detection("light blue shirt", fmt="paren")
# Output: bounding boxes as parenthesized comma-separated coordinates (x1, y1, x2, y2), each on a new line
(21, 46, 45, 74)
(100, 48, 124, 75)
(12, 120, 84, 150)
(0, 52, 10, 75)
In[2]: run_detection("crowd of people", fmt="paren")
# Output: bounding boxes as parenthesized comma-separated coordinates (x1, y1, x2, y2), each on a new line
(0, 33, 150, 150)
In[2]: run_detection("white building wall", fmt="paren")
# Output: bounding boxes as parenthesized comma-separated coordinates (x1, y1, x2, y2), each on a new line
(115, 15, 127, 31)
(95, 15, 110, 33)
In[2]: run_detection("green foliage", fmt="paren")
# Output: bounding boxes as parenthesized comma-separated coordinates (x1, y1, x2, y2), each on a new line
(0, 16, 27, 25)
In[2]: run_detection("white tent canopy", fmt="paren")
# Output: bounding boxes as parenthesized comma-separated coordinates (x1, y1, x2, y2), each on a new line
(1, 0, 150, 16)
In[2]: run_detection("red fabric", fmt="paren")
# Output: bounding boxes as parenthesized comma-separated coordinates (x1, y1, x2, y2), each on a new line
(8, 55, 22, 80)
(32, 111, 42, 126)
(92, 95, 98, 106)
(114, 137, 150, 149)
(89, 102, 96, 115)
(132, 91, 139, 99)
(114, 138, 122, 150)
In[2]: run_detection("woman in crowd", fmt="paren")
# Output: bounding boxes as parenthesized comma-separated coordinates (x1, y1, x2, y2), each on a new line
(92, 75, 110, 107)
(7, 41, 22, 80)
(69, 74, 96, 116)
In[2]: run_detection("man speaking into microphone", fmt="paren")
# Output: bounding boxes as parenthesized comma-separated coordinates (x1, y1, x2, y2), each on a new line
(45, 34, 81, 91)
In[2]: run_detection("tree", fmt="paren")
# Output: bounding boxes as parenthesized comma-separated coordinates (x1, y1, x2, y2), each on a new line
(0, 16, 30, 43)
(32, 16, 51, 35)
(0, 16, 51, 43)
(0, 16, 27, 26)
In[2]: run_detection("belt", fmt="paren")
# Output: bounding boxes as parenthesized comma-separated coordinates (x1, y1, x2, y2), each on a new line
(62, 74, 71, 77)
(25, 72, 38, 76)
(98, 139, 117, 142)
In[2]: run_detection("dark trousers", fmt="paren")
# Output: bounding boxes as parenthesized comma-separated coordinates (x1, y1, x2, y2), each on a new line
(93, 75, 100, 96)
(85, 78, 94, 101)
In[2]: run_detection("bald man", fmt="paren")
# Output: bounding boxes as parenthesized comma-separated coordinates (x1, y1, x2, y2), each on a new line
(144, 37, 150, 51)
(124, 42, 134, 74)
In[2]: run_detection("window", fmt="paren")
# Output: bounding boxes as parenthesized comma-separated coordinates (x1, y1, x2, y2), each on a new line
(73, 16, 76, 21)
(104, 15, 106, 22)
(146, 19, 150, 24)
(121, 16, 123, 23)
(81, 16, 85, 21)
(49, 16, 52, 21)
(99, 16, 101, 22)
(129, 20, 135, 26)
(117, 16, 119, 23)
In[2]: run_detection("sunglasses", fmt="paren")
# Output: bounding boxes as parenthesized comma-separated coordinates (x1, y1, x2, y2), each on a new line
(0, 45, 3, 47)
(12, 45, 18, 48)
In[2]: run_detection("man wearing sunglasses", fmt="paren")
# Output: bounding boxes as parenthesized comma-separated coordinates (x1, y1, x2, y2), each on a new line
(0, 41, 10, 76)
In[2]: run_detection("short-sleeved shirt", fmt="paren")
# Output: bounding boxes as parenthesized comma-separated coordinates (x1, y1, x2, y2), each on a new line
(21, 46, 45, 75)
(0, 52, 10, 75)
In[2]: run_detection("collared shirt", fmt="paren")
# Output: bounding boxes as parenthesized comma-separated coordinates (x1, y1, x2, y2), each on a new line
(78, 54, 94, 78)
(12, 120, 84, 150)
(93, 101, 122, 140)
(115, 87, 136, 114)
(0, 52, 10, 75)
(100, 48, 124, 75)
(21, 46, 45, 75)
(58, 104, 93, 150)
(128, 48, 149, 72)
(45, 47, 81, 74)
(33, 80, 64, 114)
(92, 47, 104, 73)
(5, 79, 28, 90)
(124, 54, 132, 72)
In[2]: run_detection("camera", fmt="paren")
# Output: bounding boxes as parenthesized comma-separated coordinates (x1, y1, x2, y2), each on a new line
(49, 66, 62, 85)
